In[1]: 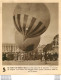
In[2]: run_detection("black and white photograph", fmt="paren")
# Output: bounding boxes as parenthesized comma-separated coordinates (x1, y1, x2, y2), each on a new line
(2, 3, 59, 65)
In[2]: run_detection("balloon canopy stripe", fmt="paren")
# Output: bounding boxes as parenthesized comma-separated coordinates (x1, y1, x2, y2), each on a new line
(28, 21, 42, 36)
(35, 26, 46, 35)
(29, 26, 46, 37)
(13, 15, 21, 32)
(26, 17, 36, 35)
(23, 14, 28, 35)
(17, 14, 22, 32)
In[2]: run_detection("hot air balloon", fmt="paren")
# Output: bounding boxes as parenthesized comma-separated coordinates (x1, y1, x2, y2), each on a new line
(13, 3, 50, 52)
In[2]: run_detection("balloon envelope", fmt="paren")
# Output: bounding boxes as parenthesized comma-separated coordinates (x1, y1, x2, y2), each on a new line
(13, 3, 50, 39)
(13, 3, 50, 51)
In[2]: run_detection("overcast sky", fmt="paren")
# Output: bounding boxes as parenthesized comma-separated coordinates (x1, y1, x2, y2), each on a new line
(2, 3, 58, 45)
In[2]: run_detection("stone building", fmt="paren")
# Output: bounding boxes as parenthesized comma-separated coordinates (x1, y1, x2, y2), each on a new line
(2, 43, 24, 60)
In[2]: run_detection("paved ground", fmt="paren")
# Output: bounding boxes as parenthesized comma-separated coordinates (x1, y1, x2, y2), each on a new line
(2, 60, 58, 65)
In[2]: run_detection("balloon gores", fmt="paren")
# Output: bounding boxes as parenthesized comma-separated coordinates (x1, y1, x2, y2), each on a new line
(13, 3, 50, 52)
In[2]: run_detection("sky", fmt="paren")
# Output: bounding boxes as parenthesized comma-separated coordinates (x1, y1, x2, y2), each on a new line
(2, 3, 58, 45)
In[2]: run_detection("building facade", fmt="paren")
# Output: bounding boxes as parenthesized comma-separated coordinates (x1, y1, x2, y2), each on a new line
(2, 43, 25, 60)
(2, 43, 19, 53)
(2, 43, 41, 60)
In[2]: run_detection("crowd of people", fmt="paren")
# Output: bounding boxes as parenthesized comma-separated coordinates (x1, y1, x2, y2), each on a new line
(2, 51, 58, 62)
